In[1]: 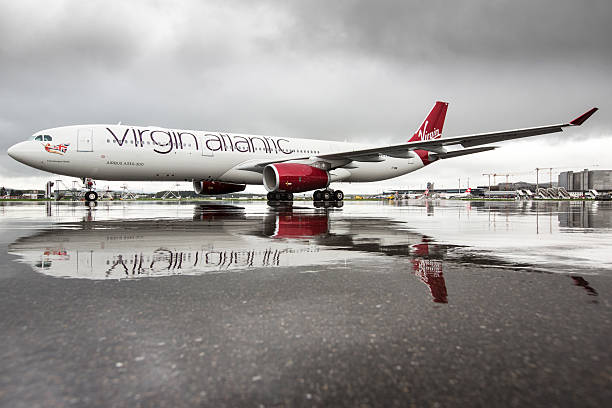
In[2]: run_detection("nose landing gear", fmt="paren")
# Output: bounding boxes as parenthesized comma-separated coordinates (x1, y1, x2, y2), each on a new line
(84, 190, 99, 202)
(82, 177, 98, 202)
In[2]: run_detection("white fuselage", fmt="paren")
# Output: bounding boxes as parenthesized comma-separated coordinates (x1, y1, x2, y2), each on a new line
(8, 124, 426, 186)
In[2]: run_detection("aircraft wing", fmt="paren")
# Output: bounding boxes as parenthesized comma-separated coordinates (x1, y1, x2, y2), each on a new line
(234, 107, 597, 172)
(317, 107, 598, 162)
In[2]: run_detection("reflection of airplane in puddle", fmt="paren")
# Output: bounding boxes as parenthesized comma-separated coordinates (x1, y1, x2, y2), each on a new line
(10, 204, 450, 302)
(262, 207, 449, 302)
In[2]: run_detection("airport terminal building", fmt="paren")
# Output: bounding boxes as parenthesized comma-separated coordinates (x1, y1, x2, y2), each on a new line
(558, 169, 612, 193)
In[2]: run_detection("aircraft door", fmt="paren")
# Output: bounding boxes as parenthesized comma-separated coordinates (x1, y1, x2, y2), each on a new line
(77, 128, 93, 152)
(201, 134, 214, 157)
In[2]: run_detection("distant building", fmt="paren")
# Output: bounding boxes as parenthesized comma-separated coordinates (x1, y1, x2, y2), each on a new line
(0, 188, 45, 199)
(483, 190, 518, 199)
(491, 181, 539, 191)
(392, 188, 486, 197)
(558, 169, 612, 192)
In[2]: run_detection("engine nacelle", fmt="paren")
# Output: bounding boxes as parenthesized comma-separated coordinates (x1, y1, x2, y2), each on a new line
(193, 180, 246, 195)
(263, 163, 330, 193)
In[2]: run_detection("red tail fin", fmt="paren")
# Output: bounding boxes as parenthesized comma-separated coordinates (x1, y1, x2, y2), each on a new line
(409, 101, 448, 142)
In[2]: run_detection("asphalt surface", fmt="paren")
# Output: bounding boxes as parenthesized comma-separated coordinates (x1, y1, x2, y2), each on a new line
(0, 200, 611, 407)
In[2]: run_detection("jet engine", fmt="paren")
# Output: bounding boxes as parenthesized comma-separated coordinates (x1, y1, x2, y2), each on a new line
(193, 180, 246, 195)
(263, 163, 329, 193)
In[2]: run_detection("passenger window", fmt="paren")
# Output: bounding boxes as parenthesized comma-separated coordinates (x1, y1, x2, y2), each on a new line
(44, 135, 52, 141)
(34, 136, 43, 141)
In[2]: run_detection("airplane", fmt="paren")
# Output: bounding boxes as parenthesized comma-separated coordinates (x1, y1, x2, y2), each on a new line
(7, 102, 598, 203)
(402, 188, 431, 200)
(437, 187, 473, 199)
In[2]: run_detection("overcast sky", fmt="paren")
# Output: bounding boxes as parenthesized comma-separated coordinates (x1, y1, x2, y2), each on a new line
(1, 0, 610, 193)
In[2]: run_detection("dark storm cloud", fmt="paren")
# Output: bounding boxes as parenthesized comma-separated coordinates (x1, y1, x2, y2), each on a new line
(0, 0, 610, 188)
(279, 0, 612, 64)
(0, 3, 144, 75)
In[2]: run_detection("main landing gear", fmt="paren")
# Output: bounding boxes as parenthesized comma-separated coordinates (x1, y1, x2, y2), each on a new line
(266, 191, 294, 208)
(312, 188, 344, 208)
(313, 189, 344, 202)
(267, 191, 294, 202)
(266, 188, 344, 208)
(313, 189, 344, 208)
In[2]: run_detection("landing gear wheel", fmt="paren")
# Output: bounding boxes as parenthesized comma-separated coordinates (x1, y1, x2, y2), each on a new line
(267, 191, 294, 203)
(333, 190, 344, 201)
(322, 190, 332, 201)
(313, 190, 322, 201)
(84, 191, 98, 202)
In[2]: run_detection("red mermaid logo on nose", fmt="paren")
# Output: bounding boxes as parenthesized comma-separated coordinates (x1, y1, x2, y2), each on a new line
(43, 143, 69, 155)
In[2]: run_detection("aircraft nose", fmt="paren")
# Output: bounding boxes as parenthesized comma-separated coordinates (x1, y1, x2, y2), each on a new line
(7, 142, 29, 163)
(7, 144, 17, 159)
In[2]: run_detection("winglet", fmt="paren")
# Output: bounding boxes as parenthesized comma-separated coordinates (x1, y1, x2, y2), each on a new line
(570, 107, 598, 126)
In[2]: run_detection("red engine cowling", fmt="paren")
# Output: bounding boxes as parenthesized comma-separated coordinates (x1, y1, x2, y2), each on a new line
(193, 180, 246, 195)
(263, 163, 329, 193)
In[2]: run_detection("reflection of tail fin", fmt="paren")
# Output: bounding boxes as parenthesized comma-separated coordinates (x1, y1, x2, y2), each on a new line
(412, 243, 430, 257)
(411, 241, 447, 303)
(408, 101, 448, 142)
(412, 259, 447, 303)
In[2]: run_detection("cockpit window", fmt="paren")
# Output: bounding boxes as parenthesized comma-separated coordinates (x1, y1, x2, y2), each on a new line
(44, 135, 52, 141)
(34, 135, 43, 141)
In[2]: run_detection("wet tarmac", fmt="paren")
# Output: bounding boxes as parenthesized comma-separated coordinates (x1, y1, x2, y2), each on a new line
(1, 200, 611, 407)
